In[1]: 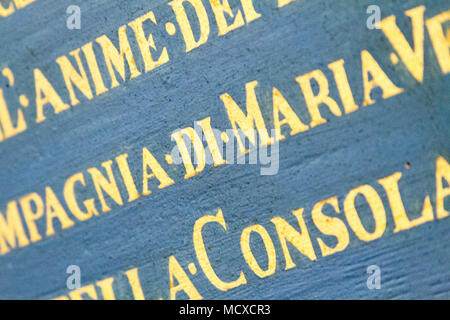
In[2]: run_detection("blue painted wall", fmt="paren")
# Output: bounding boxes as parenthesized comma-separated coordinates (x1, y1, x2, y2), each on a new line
(0, 0, 448, 299)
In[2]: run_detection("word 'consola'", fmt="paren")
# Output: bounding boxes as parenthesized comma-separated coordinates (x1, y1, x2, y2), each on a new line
(54, 155, 450, 300)
(0, 0, 294, 142)
(0, 4, 449, 256)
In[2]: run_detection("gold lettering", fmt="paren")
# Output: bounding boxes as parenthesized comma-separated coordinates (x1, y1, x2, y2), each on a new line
(344, 185, 386, 241)
(169, 255, 202, 300)
(193, 209, 247, 291)
(0, 201, 29, 255)
(87, 160, 123, 212)
(0, 1, 14, 17)
(19, 192, 44, 242)
(270, 208, 317, 270)
(81, 42, 108, 96)
(209, 0, 245, 36)
(64, 172, 99, 221)
(241, 224, 276, 278)
(69, 285, 98, 300)
(34, 68, 70, 123)
(426, 11, 450, 74)
(125, 268, 146, 300)
(380, 6, 425, 82)
(197, 117, 226, 166)
(0, 88, 27, 139)
(96, 27, 141, 88)
(56, 49, 94, 106)
(221, 80, 274, 154)
(436, 156, 450, 219)
(240, 0, 261, 23)
(168, 0, 210, 52)
(116, 154, 140, 202)
(328, 59, 359, 114)
(96, 278, 116, 300)
(142, 147, 175, 195)
(45, 186, 75, 236)
(129, 11, 170, 72)
(272, 87, 308, 141)
(312, 197, 350, 257)
(13, 0, 36, 9)
(361, 50, 403, 106)
(171, 127, 206, 179)
(278, 0, 295, 8)
(378, 172, 433, 232)
(296, 70, 342, 128)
